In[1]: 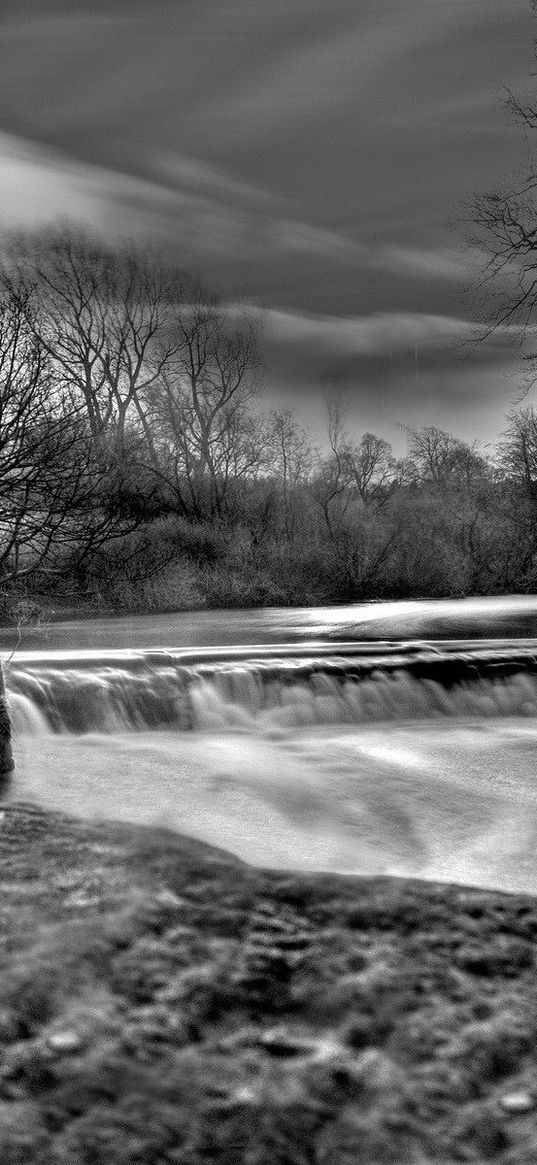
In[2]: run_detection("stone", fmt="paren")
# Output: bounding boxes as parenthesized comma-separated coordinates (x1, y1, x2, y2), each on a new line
(46, 1030, 84, 1055)
(500, 1090, 535, 1114)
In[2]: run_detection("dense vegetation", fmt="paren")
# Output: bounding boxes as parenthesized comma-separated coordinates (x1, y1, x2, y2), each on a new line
(0, 225, 536, 623)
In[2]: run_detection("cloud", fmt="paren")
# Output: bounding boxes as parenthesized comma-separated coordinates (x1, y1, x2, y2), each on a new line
(379, 245, 484, 282)
(0, 134, 106, 230)
(0, 0, 530, 328)
(0, 134, 279, 259)
(0, 130, 485, 300)
(189, 1, 520, 150)
(257, 311, 529, 457)
(152, 152, 280, 211)
(255, 305, 535, 454)
(0, 1, 530, 454)
(260, 307, 525, 364)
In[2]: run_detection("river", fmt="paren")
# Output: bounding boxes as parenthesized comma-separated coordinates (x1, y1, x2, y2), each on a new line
(4, 596, 537, 895)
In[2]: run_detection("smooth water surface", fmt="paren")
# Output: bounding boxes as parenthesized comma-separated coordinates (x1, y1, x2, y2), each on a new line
(2, 594, 537, 653)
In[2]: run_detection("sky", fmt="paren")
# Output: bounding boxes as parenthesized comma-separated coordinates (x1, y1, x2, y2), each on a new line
(0, 0, 536, 453)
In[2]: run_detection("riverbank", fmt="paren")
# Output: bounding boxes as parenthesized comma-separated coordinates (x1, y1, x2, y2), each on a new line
(0, 803, 536, 1162)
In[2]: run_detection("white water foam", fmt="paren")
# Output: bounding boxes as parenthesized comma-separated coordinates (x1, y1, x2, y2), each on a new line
(9, 717, 537, 896)
(7, 664, 537, 734)
(9, 692, 50, 736)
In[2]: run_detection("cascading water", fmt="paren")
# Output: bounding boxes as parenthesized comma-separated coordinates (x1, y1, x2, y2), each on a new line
(4, 597, 537, 895)
(7, 644, 537, 735)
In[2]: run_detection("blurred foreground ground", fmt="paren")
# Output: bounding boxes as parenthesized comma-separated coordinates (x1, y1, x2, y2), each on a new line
(0, 802, 537, 1162)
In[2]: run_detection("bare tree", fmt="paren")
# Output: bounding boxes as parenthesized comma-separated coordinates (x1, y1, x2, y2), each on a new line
(3, 226, 181, 458)
(146, 292, 265, 519)
(496, 406, 537, 497)
(403, 425, 487, 489)
(0, 275, 161, 608)
(0, 287, 82, 588)
(311, 392, 353, 537)
(468, 7, 537, 387)
(267, 408, 314, 538)
(343, 432, 396, 505)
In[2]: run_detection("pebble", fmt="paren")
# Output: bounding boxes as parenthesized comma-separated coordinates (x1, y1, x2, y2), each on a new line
(46, 1030, 84, 1055)
(500, 1091, 535, 1114)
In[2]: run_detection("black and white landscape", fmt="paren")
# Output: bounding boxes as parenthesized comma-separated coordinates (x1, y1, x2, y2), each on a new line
(1, 4, 537, 1163)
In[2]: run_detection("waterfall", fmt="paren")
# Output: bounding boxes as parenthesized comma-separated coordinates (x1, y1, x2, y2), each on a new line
(6, 642, 537, 737)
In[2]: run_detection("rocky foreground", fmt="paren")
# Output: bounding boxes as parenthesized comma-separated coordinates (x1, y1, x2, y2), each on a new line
(1, 804, 537, 1162)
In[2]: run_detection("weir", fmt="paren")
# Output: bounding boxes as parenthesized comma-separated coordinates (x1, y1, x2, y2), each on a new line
(6, 603, 537, 893)
(7, 638, 537, 737)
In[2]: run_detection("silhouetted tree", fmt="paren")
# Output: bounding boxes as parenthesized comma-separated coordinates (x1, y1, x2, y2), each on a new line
(469, 5, 537, 391)
(267, 408, 314, 538)
(343, 432, 397, 505)
(146, 292, 266, 519)
(3, 226, 181, 459)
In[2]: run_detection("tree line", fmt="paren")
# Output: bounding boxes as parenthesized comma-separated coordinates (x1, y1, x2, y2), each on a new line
(0, 225, 536, 622)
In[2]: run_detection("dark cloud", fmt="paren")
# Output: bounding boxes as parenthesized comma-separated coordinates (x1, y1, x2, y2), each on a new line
(257, 306, 532, 454)
(0, 1, 534, 441)
(262, 325, 524, 459)
(260, 306, 530, 413)
(262, 308, 521, 369)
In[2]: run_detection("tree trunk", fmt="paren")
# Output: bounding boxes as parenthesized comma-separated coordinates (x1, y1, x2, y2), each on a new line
(0, 663, 14, 775)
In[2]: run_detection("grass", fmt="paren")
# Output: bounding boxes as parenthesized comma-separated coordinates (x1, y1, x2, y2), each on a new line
(0, 803, 537, 1161)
